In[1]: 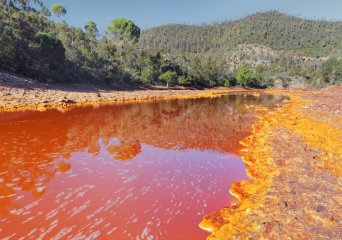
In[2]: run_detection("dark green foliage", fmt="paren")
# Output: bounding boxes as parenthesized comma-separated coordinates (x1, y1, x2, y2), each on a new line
(321, 58, 342, 84)
(30, 32, 65, 81)
(140, 67, 154, 84)
(0, 3, 52, 74)
(219, 73, 237, 87)
(236, 63, 264, 88)
(140, 11, 342, 59)
(34, 32, 65, 59)
(0, 3, 340, 88)
(177, 75, 191, 86)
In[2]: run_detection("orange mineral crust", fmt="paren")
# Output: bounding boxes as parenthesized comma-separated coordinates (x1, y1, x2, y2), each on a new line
(200, 87, 342, 239)
(0, 87, 259, 113)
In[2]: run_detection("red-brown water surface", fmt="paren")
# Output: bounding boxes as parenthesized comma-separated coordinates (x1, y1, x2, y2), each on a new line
(0, 94, 284, 239)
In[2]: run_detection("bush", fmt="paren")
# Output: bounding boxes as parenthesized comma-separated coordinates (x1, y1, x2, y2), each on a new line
(321, 57, 342, 85)
(236, 63, 264, 88)
(140, 68, 153, 84)
(217, 73, 237, 87)
(34, 32, 65, 61)
(158, 71, 178, 86)
(178, 76, 191, 86)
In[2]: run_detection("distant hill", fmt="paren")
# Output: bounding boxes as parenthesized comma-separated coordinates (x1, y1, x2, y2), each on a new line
(139, 11, 342, 58)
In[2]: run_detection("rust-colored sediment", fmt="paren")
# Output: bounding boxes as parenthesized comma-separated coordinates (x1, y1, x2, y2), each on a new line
(200, 87, 342, 239)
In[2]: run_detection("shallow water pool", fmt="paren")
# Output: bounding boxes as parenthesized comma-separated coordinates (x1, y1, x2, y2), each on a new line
(0, 94, 285, 239)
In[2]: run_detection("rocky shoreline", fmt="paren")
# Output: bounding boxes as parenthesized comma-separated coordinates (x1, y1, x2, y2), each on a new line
(0, 74, 256, 112)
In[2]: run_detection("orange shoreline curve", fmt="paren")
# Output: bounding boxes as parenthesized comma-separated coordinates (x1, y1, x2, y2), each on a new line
(200, 87, 342, 239)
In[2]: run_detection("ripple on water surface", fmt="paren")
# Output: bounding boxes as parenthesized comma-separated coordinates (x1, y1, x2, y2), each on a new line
(0, 94, 286, 239)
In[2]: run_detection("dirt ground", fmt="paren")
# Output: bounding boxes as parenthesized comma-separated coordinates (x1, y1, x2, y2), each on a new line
(0, 77, 341, 239)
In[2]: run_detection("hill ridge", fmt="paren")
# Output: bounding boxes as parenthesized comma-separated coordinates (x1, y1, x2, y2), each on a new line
(139, 11, 342, 58)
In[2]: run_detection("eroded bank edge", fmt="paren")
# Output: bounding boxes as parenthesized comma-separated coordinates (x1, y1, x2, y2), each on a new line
(0, 89, 261, 113)
(199, 89, 341, 239)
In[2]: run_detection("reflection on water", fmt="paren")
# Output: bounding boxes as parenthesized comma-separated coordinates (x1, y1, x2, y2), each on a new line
(0, 94, 285, 239)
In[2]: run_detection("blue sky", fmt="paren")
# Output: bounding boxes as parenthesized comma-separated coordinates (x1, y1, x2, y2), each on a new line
(44, 0, 342, 32)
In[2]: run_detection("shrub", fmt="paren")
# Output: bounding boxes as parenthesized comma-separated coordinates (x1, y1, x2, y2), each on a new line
(34, 32, 65, 61)
(321, 57, 342, 84)
(177, 76, 191, 86)
(158, 71, 178, 86)
(236, 63, 264, 88)
(140, 68, 153, 84)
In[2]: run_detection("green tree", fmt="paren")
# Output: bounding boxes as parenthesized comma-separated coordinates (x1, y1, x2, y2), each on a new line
(140, 67, 153, 84)
(31, 32, 66, 80)
(34, 32, 65, 60)
(50, 4, 66, 18)
(203, 58, 219, 87)
(107, 18, 140, 42)
(218, 72, 237, 87)
(177, 76, 190, 86)
(158, 70, 178, 87)
(236, 63, 263, 88)
(84, 21, 98, 51)
(236, 63, 251, 87)
(188, 57, 206, 87)
(85, 21, 98, 39)
(144, 52, 163, 83)
(39, 6, 51, 16)
(95, 37, 120, 82)
(321, 57, 342, 84)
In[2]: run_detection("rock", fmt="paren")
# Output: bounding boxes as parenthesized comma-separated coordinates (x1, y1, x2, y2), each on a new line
(265, 221, 282, 240)
(61, 99, 77, 104)
(316, 205, 325, 212)
(37, 105, 47, 112)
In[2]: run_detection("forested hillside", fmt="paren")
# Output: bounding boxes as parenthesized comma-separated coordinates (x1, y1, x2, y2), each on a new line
(0, 2, 341, 88)
(140, 11, 342, 58)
